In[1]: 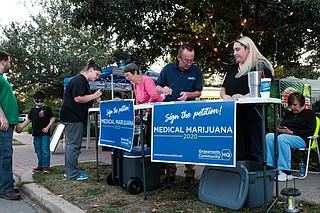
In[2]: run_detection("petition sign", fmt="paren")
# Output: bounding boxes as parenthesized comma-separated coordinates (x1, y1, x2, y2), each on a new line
(99, 100, 135, 152)
(152, 100, 236, 167)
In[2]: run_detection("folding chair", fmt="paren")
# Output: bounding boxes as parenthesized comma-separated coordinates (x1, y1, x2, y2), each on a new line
(296, 117, 320, 179)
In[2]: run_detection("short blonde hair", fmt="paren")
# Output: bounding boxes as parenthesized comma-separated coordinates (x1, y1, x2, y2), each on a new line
(235, 36, 274, 78)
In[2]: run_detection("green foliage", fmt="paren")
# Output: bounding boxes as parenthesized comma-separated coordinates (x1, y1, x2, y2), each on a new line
(1, 0, 320, 111)
(65, 0, 320, 76)
(0, 0, 113, 102)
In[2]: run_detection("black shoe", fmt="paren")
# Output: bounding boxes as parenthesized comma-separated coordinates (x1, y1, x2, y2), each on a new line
(13, 187, 20, 193)
(1, 191, 22, 200)
(184, 177, 195, 189)
(163, 176, 175, 185)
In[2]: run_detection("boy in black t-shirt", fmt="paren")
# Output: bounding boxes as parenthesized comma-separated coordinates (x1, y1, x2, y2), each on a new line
(16, 91, 55, 174)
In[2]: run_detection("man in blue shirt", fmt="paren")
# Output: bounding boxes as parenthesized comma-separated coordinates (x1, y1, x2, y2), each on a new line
(156, 44, 203, 188)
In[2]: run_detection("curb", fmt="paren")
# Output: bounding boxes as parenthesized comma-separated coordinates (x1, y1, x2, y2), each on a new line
(19, 171, 85, 213)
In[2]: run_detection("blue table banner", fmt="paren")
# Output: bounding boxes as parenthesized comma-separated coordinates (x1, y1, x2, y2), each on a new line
(152, 100, 236, 167)
(99, 100, 135, 152)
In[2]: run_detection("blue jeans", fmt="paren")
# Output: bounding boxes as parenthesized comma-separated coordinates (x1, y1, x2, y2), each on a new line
(33, 135, 51, 168)
(0, 126, 14, 194)
(266, 133, 306, 171)
(64, 122, 84, 180)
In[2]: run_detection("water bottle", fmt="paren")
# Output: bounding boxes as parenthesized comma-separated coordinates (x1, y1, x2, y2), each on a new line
(299, 160, 306, 177)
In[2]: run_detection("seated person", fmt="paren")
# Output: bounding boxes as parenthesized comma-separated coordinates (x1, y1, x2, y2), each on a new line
(266, 92, 316, 181)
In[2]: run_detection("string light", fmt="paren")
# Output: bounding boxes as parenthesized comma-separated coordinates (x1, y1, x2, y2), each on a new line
(169, 15, 258, 61)
(241, 18, 247, 26)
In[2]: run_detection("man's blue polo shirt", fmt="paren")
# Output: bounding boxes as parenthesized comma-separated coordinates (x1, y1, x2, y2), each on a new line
(156, 62, 203, 102)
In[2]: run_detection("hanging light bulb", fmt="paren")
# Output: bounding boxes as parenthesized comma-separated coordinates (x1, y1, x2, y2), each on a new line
(241, 18, 247, 26)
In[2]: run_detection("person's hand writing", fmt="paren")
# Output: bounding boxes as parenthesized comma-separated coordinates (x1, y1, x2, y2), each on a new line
(94, 89, 103, 98)
(162, 86, 173, 95)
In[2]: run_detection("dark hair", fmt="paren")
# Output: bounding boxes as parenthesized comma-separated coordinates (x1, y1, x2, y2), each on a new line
(123, 63, 139, 75)
(85, 59, 102, 72)
(0, 51, 9, 61)
(178, 44, 194, 56)
(33, 90, 46, 99)
(288, 92, 305, 107)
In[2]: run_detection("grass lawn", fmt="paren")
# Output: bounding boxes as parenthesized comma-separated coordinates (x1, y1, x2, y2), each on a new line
(32, 162, 320, 213)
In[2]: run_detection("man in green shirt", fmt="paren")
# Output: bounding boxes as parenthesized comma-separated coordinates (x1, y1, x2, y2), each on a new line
(0, 51, 21, 200)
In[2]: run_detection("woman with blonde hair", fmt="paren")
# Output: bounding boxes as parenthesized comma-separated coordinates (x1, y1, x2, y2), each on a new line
(220, 36, 274, 162)
(234, 36, 274, 78)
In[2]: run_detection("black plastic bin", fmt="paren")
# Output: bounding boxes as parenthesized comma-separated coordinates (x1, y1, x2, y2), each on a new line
(198, 160, 276, 210)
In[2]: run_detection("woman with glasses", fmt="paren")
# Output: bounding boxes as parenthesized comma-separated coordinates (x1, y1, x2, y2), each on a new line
(60, 59, 102, 181)
(123, 63, 163, 147)
(266, 92, 316, 181)
(16, 91, 55, 174)
(220, 36, 274, 163)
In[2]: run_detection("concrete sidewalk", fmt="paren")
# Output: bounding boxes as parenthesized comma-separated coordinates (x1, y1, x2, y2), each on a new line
(12, 132, 320, 212)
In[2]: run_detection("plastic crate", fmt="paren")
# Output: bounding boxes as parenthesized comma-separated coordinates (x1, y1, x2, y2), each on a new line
(198, 160, 276, 210)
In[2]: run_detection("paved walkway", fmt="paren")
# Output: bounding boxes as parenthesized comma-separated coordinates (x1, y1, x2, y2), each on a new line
(12, 132, 320, 209)
(13, 132, 110, 177)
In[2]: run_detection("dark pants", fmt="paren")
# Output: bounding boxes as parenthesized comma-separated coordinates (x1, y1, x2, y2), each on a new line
(0, 126, 14, 194)
(236, 104, 264, 163)
(236, 119, 263, 162)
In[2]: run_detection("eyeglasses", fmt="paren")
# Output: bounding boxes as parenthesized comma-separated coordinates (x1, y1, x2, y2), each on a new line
(179, 56, 193, 64)
(35, 99, 44, 103)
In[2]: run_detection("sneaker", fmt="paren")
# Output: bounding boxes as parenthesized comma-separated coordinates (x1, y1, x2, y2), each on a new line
(76, 171, 89, 181)
(42, 167, 50, 174)
(184, 177, 195, 189)
(163, 176, 175, 185)
(32, 167, 43, 173)
(1, 191, 22, 200)
(278, 171, 293, 182)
